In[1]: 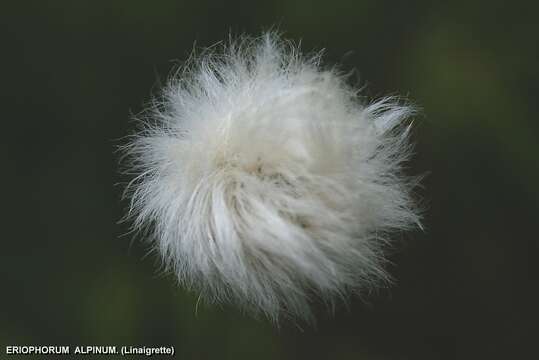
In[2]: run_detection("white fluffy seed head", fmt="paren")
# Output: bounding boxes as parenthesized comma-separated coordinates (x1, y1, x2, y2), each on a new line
(122, 33, 421, 323)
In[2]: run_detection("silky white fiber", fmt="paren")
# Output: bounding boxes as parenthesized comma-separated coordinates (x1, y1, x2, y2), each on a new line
(122, 33, 421, 323)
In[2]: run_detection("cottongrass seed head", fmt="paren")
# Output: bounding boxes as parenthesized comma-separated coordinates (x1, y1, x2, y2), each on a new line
(122, 32, 421, 323)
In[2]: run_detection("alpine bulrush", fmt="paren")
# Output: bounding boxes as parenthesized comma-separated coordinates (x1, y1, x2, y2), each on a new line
(122, 33, 421, 323)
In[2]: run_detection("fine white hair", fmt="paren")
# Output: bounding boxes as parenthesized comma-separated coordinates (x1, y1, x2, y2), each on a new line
(122, 32, 421, 323)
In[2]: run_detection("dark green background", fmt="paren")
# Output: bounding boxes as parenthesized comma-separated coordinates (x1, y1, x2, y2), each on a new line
(3, 1, 538, 359)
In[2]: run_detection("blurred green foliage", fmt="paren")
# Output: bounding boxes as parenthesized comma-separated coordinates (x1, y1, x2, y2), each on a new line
(2, 0, 538, 359)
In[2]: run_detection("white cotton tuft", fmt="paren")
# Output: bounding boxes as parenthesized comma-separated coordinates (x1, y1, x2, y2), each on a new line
(122, 33, 421, 323)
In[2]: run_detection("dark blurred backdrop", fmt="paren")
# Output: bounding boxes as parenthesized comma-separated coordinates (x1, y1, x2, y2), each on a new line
(2, 1, 538, 359)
